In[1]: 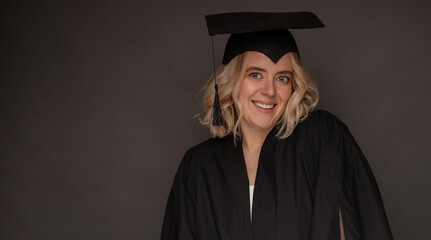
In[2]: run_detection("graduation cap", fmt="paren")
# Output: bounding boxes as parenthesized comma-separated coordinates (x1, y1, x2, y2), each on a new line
(205, 12, 324, 126)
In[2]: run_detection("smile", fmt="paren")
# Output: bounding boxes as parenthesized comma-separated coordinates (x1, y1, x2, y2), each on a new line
(253, 101, 276, 109)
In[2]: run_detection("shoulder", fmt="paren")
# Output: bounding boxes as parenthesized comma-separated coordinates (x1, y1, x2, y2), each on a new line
(180, 135, 233, 168)
(298, 109, 350, 134)
(304, 109, 345, 126)
(291, 109, 353, 153)
(302, 110, 361, 157)
(185, 136, 229, 158)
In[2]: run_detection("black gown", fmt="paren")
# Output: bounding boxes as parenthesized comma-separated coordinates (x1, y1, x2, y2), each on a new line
(161, 110, 393, 240)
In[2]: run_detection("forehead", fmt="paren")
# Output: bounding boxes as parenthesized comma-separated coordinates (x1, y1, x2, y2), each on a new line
(246, 51, 293, 71)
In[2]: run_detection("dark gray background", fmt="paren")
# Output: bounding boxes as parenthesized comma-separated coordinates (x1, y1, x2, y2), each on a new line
(1, 0, 430, 239)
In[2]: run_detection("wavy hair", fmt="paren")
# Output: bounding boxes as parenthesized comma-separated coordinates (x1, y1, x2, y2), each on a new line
(199, 52, 318, 140)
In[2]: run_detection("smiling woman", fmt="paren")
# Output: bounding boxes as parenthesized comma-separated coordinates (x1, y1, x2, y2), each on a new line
(161, 12, 393, 240)
(240, 52, 294, 131)
(200, 51, 318, 141)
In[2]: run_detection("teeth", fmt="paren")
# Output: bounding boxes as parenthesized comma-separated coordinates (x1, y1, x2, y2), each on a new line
(254, 101, 274, 109)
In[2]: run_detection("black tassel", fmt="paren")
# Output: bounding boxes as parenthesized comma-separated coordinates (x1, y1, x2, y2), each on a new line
(212, 84, 224, 126)
(210, 36, 224, 126)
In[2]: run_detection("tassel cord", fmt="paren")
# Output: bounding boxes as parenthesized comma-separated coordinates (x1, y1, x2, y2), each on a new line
(211, 36, 224, 126)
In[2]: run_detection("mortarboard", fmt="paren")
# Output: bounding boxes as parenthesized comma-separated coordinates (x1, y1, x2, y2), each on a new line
(204, 12, 324, 126)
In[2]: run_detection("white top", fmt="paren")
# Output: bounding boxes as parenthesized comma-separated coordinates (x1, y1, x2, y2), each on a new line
(249, 185, 255, 220)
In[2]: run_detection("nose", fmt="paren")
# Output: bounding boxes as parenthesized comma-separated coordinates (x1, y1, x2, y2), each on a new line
(261, 78, 275, 96)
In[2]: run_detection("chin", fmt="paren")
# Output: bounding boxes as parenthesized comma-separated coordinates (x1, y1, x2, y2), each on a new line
(250, 120, 277, 131)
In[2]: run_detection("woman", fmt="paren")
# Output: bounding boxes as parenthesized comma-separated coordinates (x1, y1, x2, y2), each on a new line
(161, 12, 393, 240)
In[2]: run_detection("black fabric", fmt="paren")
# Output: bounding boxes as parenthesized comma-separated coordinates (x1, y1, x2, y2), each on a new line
(222, 29, 298, 64)
(161, 110, 393, 240)
(205, 12, 325, 36)
(205, 12, 324, 64)
(211, 84, 224, 126)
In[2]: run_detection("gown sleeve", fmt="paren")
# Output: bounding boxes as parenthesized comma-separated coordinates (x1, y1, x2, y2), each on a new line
(161, 149, 196, 240)
(325, 113, 393, 240)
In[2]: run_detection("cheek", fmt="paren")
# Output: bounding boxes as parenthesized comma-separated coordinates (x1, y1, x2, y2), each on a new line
(236, 81, 249, 111)
(238, 79, 254, 101)
(279, 88, 293, 106)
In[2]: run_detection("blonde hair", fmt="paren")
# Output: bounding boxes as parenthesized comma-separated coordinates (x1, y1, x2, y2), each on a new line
(199, 52, 318, 140)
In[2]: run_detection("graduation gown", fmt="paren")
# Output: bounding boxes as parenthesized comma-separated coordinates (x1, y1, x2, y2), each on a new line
(161, 110, 393, 240)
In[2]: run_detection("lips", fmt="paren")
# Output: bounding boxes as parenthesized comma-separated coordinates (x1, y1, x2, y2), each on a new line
(252, 101, 276, 110)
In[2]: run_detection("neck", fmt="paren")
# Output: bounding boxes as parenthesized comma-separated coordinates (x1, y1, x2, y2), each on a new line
(240, 125, 273, 153)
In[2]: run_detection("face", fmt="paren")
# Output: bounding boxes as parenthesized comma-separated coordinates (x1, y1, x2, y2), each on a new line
(238, 51, 293, 134)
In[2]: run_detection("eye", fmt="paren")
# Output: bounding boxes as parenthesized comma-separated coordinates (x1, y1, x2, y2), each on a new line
(276, 76, 290, 83)
(249, 72, 262, 79)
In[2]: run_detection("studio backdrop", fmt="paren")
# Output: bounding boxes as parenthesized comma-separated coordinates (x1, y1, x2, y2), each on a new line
(1, 1, 430, 239)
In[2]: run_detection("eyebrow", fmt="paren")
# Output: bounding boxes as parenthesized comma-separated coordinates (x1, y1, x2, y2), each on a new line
(246, 66, 293, 75)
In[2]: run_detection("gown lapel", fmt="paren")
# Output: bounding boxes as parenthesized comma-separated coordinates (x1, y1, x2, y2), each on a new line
(223, 128, 280, 239)
(223, 135, 253, 239)
(251, 128, 278, 239)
